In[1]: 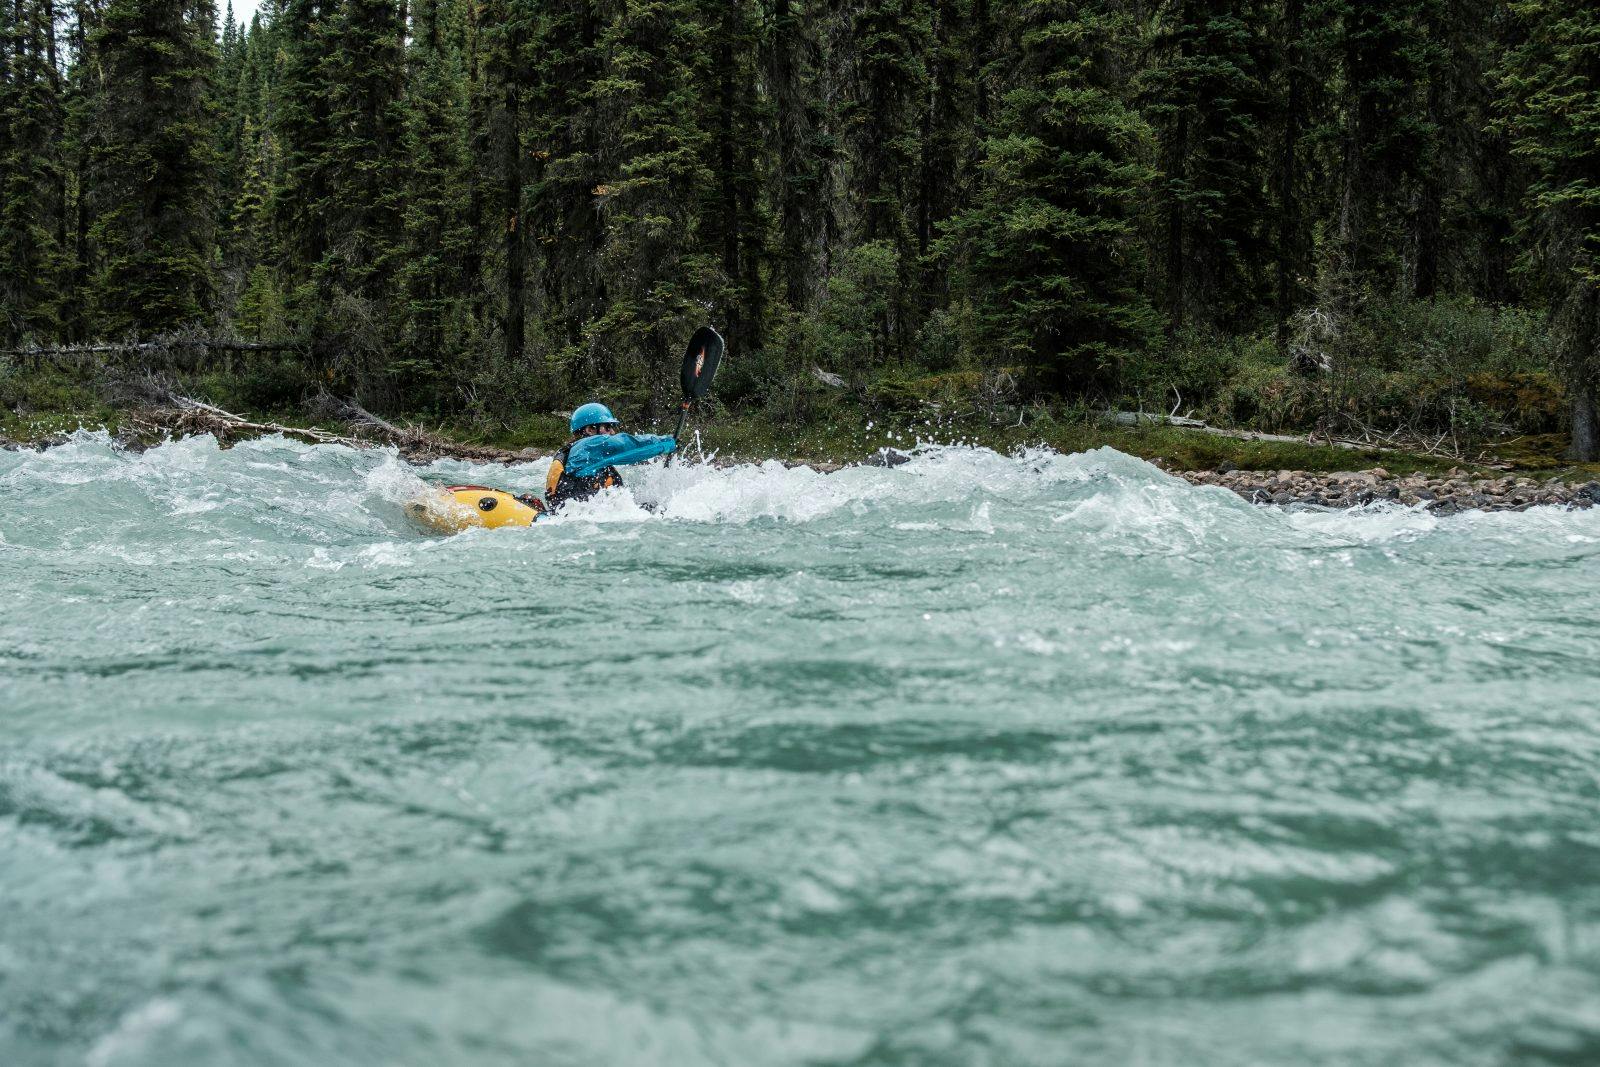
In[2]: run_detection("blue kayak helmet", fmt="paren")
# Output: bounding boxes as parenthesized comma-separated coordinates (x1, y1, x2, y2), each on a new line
(570, 402, 618, 434)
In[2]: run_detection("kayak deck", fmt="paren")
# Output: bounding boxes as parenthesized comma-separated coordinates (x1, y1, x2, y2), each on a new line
(407, 485, 542, 533)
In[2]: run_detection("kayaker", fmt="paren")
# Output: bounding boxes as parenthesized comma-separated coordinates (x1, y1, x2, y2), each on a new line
(543, 403, 677, 511)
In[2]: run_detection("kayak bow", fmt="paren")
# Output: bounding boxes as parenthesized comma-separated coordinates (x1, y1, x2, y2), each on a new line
(407, 485, 543, 533)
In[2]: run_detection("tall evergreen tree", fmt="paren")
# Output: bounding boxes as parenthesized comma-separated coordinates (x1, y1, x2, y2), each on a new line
(946, 0, 1158, 394)
(1322, 0, 1435, 312)
(1435, 0, 1525, 304)
(230, 116, 284, 337)
(697, 0, 765, 354)
(477, 0, 528, 369)
(273, 0, 339, 354)
(1404, 0, 1448, 299)
(0, 0, 67, 342)
(274, 0, 405, 389)
(1266, 0, 1327, 345)
(917, 0, 977, 262)
(1142, 0, 1275, 334)
(84, 0, 220, 336)
(399, 0, 473, 377)
(214, 1, 245, 232)
(523, 0, 605, 366)
(765, 0, 835, 309)
(841, 0, 932, 361)
(585, 0, 714, 403)
(324, 0, 406, 380)
(1499, 0, 1600, 459)
(59, 0, 94, 341)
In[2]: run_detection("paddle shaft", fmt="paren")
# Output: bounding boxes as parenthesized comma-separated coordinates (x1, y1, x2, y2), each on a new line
(667, 401, 691, 466)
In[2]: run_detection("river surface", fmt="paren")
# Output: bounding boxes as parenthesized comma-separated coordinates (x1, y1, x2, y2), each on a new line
(3, 432, 1598, 1066)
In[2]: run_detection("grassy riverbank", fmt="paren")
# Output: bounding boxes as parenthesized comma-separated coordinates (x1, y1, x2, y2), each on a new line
(4, 354, 1596, 481)
(9, 393, 1599, 484)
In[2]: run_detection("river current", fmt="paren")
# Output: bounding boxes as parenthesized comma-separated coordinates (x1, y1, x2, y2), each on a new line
(2, 432, 1598, 1066)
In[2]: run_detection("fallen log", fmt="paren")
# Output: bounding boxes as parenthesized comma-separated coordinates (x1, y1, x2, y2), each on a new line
(120, 394, 533, 465)
(1, 340, 301, 357)
(1104, 410, 1456, 458)
(125, 397, 369, 450)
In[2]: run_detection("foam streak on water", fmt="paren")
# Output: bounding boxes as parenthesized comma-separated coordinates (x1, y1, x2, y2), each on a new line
(3, 432, 1599, 1066)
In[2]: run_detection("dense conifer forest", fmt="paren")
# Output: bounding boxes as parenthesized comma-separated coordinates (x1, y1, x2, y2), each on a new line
(1, 0, 1597, 458)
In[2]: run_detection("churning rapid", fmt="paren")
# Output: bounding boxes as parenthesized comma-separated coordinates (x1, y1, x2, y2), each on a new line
(3, 432, 1598, 1066)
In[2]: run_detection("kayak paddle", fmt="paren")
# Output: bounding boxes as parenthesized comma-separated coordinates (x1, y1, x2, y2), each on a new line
(669, 326, 725, 463)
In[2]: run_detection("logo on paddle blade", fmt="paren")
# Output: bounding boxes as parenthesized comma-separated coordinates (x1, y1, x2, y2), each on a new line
(694, 348, 705, 377)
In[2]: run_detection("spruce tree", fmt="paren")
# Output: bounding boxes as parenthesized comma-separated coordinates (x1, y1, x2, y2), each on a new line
(272, 0, 338, 350)
(227, 116, 282, 334)
(477, 0, 529, 368)
(0, 0, 67, 342)
(214, 1, 246, 242)
(1322, 0, 1435, 310)
(585, 0, 714, 402)
(1267, 0, 1328, 345)
(84, 0, 220, 336)
(946, 0, 1158, 395)
(1141, 0, 1275, 334)
(399, 0, 473, 380)
(841, 0, 932, 362)
(1434, 0, 1525, 304)
(324, 0, 406, 381)
(697, 0, 766, 355)
(1405, 0, 1448, 299)
(522, 0, 605, 365)
(1499, 0, 1600, 459)
(59, 0, 94, 341)
(274, 0, 406, 388)
(765, 0, 836, 310)
(917, 0, 977, 266)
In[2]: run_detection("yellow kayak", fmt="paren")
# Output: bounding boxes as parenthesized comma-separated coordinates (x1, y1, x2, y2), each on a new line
(407, 485, 544, 533)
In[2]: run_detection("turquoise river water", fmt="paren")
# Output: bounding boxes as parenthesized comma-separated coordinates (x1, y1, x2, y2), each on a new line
(2, 432, 1599, 1066)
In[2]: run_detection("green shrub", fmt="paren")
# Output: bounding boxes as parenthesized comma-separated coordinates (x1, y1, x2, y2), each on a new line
(1327, 297, 1560, 436)
(1119, 328, 1249, 419)
(0, 361, 104, 415)
(816, 240, 898, 370)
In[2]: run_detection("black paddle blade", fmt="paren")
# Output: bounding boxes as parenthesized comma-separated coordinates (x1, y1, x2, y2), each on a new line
(681, 326, 725, 400)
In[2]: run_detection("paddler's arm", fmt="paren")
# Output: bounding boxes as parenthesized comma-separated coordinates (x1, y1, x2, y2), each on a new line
(608, 433, 675, 465)
(565, 433, 676, 478)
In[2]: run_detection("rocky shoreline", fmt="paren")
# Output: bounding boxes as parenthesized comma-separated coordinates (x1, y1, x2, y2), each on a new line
(1177, 465, 1600, 512)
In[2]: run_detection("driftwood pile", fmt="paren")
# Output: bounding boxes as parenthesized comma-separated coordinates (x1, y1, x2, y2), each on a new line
(119, 395, 531, 465)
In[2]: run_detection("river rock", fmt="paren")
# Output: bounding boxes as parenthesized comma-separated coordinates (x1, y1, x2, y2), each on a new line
(1177, 466, 1598, 513)
(867, 447, 913, 468)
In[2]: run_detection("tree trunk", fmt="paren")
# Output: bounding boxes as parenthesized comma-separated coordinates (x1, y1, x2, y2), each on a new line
(770, 0, 799, 306)
(917, 0, 939, 261)
(716, 37, 742, 349)
(1274, 0, 1305, 349)
(1565, 283, 1599, 462)
(1411, 69, 1443, 300)
(502, 26, 524, 366)
(1572, 387, 1599, 463)
(67, 0, 89, 341)
(1479, 130, 1516, 305)
(463, 2, 485, 326)
(1164, 111, 1188, 335)
(1412, 180, 1441, 300)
